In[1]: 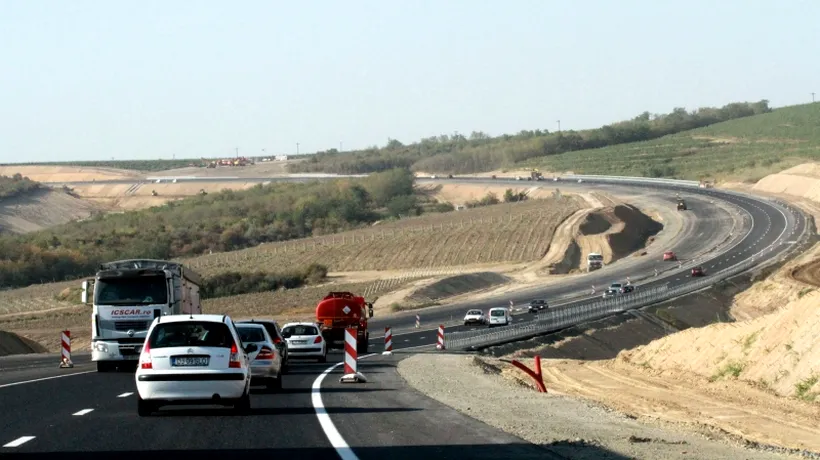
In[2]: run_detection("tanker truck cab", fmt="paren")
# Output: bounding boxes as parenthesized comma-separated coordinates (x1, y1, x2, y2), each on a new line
(84, 259, 203, 373)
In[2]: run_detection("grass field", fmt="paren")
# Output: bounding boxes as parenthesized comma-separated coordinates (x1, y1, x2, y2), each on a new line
(528, 103, 820, 182)
(181, 194, 584, 276)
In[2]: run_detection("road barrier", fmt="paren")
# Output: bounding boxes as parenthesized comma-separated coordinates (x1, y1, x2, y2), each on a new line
(415, 315, 420, 328)
(436, 325, 446, 350)
(340, 328, 367, 383)
(59, 330, 73, 368)
(383, 327, 393, 355)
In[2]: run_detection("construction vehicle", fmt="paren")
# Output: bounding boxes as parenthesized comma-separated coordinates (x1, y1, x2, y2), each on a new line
(81, 259, 203, 372)
(587, 253, 604, 271)
(315, 292, 373, 354)
(677, 199, 687, 211)
(530, 168, 544, 181)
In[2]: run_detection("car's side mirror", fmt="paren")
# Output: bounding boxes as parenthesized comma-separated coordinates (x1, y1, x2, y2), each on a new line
(244, 343, 258, 353)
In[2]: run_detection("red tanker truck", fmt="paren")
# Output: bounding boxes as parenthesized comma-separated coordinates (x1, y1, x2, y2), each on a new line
(315, 291, 373, 354)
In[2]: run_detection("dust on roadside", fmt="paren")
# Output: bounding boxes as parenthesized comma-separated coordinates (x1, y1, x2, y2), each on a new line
(397, 353, 803, 460)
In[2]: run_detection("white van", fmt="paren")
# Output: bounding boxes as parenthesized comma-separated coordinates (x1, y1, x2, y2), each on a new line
(487, 307, 511, 327)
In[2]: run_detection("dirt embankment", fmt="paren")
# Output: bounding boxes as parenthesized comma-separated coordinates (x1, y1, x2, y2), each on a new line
(69, 181, 264, 210)
(0, 330, 48, 356)
(542, 196, 663, 275)
(407, 272, 509, 304)
(0, 188, 107, 234)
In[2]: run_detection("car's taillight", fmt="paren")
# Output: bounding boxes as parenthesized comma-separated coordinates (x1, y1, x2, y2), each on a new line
(140, 341, 152, 369)
(229, 342, 242, 368)
(255, 346, 275, 360)
(272, 337, 282, 344)
(313, 336, 323, 344)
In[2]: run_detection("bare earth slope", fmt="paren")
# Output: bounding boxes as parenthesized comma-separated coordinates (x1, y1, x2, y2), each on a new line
(0, 165, 139, 182)
(0, 189, 106, 234)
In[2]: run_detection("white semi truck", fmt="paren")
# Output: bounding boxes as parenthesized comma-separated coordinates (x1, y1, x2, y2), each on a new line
(587, 253, 604, 271)
(81, 259, 203, 372)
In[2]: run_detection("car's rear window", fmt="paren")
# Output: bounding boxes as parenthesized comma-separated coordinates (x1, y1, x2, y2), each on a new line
(490, 310, 506, 317)
(236, 326, 267, 343)
(467, 310, 482, 315)
(283, 325, 318, 336)
(148, 321, 233, 349)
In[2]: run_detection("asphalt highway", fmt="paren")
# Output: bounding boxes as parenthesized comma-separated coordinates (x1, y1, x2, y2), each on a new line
(0, 176, 805, 459)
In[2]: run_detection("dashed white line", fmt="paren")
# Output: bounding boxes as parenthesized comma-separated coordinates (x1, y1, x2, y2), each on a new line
(3, 436, 35, 448)
(117, 392, 133, 398)
(72, 409, 94, 416)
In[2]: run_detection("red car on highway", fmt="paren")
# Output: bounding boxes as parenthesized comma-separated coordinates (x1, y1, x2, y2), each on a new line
(663, 251, 677, 261)
(691, 266, 706, 277)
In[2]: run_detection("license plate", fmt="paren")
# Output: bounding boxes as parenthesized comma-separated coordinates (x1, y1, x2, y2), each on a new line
(323, 319, 333, 327)
(172, 356, 209, 367)
(291, 340, 307, 345)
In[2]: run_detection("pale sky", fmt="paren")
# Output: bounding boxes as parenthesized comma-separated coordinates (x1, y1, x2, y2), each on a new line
(1, 0, 817, 163)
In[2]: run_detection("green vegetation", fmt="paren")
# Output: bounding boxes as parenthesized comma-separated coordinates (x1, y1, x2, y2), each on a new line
(0, 174, 41, 201)
(0, 159, 197, 172)
(794, 375, 818, 402)
(290, 100, 772, 177)
(710, 360, 747, 381)
(0, 169, 427, 289)
(201, 264, 328, 299)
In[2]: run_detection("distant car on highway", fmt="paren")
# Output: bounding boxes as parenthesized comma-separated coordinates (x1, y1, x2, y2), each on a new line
(463, 309, 487, 326)
(663, 251, 677, 261)
(487, 307, 512, 327)
(281, 322, 328, 363)
(691, 266, 706, 277)
(235, 323, 284, 391)
(135, 314, 253, 416)
(602, 288, 618, 299)
(528, 299, 548, 313)
(620, 285, 635, 294)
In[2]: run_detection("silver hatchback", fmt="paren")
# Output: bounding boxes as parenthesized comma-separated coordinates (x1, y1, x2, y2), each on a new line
(235, 323, 283, 391)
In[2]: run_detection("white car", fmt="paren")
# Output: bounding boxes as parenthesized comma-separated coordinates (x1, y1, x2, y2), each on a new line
(487, 307, 512, 327)
(135, 314, 253, 416)
(281, 322, 327, 362)
(463, 309, 487, 326)
(235, 323, 283, 391)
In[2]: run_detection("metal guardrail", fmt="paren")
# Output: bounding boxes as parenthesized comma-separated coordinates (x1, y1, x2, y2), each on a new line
(445, 177, 810, 350)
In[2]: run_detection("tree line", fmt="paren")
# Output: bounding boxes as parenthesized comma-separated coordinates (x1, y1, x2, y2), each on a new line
(200, 264, 328, 299)
(289, 100, 772, 175)
(0, 174, 41, 201)
(0, 169, 422, 289)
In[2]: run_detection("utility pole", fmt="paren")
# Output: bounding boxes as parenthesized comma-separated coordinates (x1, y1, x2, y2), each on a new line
(296, 143, 300, 155)
(235, 147, 239, 158)
(812, 92, 816, 103)
(339, 141, 343, 151)
(557, 120, 561, 133)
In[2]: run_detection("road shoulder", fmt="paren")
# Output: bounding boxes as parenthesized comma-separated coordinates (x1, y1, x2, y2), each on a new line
(397, 352, 795, 460)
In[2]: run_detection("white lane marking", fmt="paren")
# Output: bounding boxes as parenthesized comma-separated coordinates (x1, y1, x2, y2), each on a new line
(0, 371, 95, 389)
(117, 392, 133, 398)
(3, 436, 35, 448)
(72, 409, 94, 416)
(312, 353, 377, 460)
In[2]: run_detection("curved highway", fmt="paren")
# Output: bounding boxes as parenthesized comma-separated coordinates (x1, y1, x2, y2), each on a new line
(0, 175, 807, 459)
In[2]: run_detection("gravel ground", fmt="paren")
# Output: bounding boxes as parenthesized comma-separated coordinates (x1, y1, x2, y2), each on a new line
(397, 353, 800, 460)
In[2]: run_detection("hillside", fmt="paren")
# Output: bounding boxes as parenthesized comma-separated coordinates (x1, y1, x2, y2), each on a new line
(530, 102, 820, 182)
(0, 188, 105, 234)
(182, 194, 585, 275)
(291, 101, 820, 183)
(289, 100, 772, 177)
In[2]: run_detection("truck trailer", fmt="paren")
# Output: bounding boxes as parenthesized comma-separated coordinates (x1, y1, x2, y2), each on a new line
(587, 253, 604, 271)
(82, 259, 203, 372)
